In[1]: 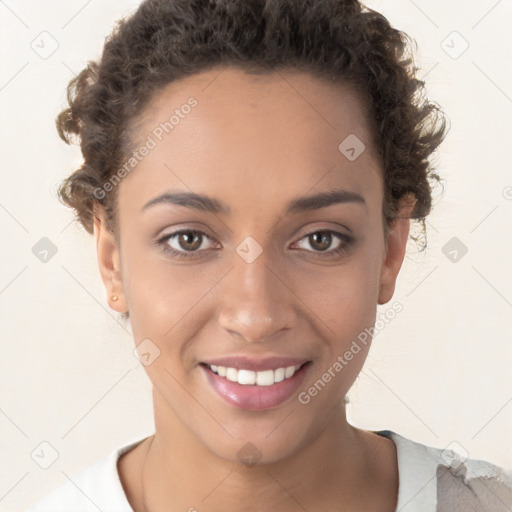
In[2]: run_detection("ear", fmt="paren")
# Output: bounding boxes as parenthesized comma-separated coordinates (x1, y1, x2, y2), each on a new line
(93, 205, 127, 312)
(378, 193, 416, 305)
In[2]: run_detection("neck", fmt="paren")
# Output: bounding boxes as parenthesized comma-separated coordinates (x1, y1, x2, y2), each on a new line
(141, 390, 376, 512)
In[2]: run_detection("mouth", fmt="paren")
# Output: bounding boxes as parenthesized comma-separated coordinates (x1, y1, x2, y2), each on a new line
(203, 362, 306, 386)
(199, 359, 312, 411)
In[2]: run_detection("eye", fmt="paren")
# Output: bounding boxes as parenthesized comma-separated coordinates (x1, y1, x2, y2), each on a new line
(157, 229, 218, 259)
(156, 228, 353, 260)
(292, 230, 353, 258)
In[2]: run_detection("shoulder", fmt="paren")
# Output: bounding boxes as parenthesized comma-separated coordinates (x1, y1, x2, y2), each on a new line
(24, 436, 149, 512)
(374, 430, 512, 511)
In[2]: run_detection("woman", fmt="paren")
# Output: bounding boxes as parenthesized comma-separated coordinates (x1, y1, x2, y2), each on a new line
(26, 0, 512, 510)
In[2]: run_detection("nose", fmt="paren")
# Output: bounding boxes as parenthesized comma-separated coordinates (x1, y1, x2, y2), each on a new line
(216, 245, 296, 343)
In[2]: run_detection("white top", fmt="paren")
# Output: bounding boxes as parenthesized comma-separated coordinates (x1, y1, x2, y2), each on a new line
(25, 430, 512, 512)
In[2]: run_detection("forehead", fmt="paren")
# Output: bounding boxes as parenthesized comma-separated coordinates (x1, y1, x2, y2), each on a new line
(120, 66, 383, 215)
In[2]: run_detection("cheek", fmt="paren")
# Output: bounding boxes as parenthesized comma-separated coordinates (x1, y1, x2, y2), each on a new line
(121, 238, 220, 344)
(294, 252, 383, 402)
(299, 249, 384, 336)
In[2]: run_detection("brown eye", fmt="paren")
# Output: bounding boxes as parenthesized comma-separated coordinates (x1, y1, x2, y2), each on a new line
(293, 230, 353, 258)
(176, 231, 203, 251)
(308, 232, 333, 251)
(158, 229, 218, 259)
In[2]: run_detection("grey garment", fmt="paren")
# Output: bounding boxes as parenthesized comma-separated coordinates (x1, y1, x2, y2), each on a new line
(436, 462, 512, 512)
(374, 430, 512, 512)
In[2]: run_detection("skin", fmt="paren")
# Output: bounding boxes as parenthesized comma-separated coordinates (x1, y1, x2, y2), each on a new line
(94, 66, 415, 511)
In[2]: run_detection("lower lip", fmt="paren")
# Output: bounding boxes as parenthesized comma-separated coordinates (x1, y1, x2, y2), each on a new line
(201, 363, 311, 411)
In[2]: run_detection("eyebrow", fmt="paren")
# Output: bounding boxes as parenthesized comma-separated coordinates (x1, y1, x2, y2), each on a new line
(141, 187, 366, 215)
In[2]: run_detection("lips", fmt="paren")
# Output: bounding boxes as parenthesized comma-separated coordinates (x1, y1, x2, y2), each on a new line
(200, 357, 312, 411)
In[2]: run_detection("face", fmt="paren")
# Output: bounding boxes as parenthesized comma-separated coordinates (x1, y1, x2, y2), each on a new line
(95, 66, 411, 464)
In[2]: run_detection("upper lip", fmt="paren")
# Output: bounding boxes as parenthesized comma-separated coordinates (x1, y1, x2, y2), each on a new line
(201, 356, 310, 372)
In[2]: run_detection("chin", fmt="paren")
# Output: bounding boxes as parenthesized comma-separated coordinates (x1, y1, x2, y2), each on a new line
(193, 406, 330, 468)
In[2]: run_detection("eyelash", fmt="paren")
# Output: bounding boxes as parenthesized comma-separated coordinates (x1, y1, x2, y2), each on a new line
(156, 229, 353, 260)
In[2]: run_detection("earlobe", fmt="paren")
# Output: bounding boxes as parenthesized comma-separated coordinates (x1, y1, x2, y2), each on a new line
(377, 194, 416, 305)
(93, 206, 126, 312)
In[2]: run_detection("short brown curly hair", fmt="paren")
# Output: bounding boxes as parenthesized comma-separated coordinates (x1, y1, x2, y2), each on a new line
(56, 0, 447, 246)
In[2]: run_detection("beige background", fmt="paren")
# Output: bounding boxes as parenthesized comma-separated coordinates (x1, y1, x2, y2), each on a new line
(1, 0, 511, 510)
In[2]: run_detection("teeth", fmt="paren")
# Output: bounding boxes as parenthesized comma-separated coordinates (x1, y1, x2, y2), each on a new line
(238, 369, 256, 385)
(256, 369, 274, 386)
(285, 366, 296, 378)
(226, 367, 238, 382)
(208, 364, 302, 386)
(274, 367, 285, 383)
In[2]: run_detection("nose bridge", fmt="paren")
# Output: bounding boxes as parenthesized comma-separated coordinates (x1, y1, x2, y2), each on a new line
(216, 240, 295, 342)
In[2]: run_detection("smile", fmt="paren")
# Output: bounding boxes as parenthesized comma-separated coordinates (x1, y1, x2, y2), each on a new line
(207, 364, 302, 386)
(200, 360, 311, 410)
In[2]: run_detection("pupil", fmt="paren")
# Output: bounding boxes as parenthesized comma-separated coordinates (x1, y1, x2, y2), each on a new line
(311, 232, 330, 251)
(180, 232, 201, 251)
